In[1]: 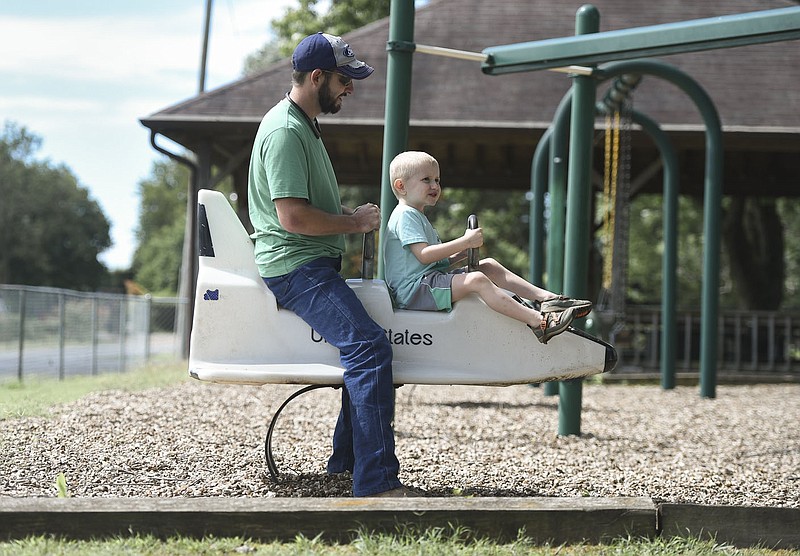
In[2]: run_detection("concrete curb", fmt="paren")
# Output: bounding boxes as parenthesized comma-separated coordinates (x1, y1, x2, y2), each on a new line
(1, 497, 797, 548)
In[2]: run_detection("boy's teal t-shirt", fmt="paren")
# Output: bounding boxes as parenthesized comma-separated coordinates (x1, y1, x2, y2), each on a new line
(248, 98, 345, 278)
(383, 204, 450, 308)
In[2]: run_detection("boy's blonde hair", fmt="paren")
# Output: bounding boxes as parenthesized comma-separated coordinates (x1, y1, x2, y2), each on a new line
(389, 151, 439, 197)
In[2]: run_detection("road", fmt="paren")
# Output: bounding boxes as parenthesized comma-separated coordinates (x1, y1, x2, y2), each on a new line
(0, 333, 181, 380)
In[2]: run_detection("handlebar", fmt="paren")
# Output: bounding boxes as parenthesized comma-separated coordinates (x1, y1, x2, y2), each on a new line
(467, 214, 479, 271)
(361, 231, 375, 280)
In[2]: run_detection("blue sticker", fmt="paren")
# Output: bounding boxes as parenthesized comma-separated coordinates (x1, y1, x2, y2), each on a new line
(203, 289, 219, 300)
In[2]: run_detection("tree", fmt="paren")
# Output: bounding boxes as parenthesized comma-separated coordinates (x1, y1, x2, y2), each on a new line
(243, 0, 391, 75)
(242, 42, 284, 75)
(622, 193, 707, 309)
(131, 160, 189, 295)
(778, 198, 800, 308)
(723, 197, 784, 310)
(131, 158, 235, 295)
(606, 191, 800, 311)
(425, 188, 532, 278)
(0, 121, 111, 290)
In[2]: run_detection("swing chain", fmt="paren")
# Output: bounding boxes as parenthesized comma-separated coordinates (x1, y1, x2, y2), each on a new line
(600, 76, 637, 318)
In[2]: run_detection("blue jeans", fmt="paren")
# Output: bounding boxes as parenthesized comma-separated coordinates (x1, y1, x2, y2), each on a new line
(263, 257, 401, 496)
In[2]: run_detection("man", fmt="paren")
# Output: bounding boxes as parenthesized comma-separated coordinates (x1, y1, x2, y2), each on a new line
(248, 32, 413, 497)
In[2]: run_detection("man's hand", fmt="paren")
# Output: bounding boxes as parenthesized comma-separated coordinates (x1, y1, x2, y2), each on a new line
(352, 203, 381, 233)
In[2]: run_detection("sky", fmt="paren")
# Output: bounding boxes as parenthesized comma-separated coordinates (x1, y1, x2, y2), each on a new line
(0, 0, 295, 270)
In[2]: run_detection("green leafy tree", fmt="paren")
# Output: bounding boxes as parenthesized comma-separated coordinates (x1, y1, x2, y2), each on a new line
(723, 197, 784, 310)
(425, 188, 531, 277)
(242, 42, 284, 75)
(132, 159, 236, 295)
(131, 160, 189, 295)
(244, 0, 391, 75)
(0, 121, 111, 290)
(778, 198, 800, 308)
(621, 193, 798, 311)
(622, 194, 707, 309)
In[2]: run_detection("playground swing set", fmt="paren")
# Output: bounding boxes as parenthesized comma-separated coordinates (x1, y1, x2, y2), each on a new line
(187, 3, 800, 477)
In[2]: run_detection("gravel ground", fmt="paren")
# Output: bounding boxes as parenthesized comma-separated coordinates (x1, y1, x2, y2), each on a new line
(1, 380, 798, 506)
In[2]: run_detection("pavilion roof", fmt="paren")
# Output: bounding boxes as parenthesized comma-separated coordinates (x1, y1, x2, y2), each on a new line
(143, 0, 800, 133)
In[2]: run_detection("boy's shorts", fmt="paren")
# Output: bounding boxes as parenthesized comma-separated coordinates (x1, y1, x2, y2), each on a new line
(404, 267, 469, 311)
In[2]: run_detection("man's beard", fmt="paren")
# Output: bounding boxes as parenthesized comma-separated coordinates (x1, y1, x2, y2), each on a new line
(318, 79, 342, 115)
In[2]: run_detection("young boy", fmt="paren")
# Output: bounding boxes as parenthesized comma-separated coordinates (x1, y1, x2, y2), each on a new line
(382, 151, 591, 344)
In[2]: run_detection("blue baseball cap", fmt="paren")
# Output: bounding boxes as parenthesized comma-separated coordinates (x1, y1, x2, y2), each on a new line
(292, 32, 374, 80)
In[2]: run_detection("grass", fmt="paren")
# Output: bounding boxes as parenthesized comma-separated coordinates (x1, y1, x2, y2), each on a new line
(0, 531, 797, 556)
(0, 359, 187, 420)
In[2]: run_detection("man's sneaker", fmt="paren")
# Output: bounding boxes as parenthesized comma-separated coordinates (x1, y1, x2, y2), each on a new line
(530, 307, 576, 344)
(369, 485, 422, 498)
(540, 295, 592, 318)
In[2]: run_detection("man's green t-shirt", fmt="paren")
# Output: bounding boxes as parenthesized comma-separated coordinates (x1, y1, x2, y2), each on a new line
(248, 98, 345, 278)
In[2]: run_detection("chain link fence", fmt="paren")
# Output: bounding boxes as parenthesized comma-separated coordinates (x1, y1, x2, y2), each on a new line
(0, 284, 187, 382)
(6, 282, 796, 383)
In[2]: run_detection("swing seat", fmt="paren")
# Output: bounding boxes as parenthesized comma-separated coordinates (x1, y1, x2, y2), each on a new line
(189, 189, 617, 386)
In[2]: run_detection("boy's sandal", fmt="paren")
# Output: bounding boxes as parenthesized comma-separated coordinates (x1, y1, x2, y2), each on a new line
(530, 307, 576, 344)
(540, 295, 593, 318)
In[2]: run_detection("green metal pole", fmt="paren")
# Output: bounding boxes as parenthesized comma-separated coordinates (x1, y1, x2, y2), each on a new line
(529, 126, 552, 286)
(481, 7, 800, 74)
(544, 93, 572, 398)
(597, 60, 722, 398)
(629, 111, 679, 390)
(559, 4, 599, 436)
(635, 112, 680, 391)
(698, 130, 722, 397)
(378, 0, 415, 279)
(531, 128, 559, 397)
(547, 93, 572, 295)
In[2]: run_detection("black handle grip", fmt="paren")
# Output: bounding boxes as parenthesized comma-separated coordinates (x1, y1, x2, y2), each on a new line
(361, 231, 375, 280)
(467, 214, 479, 271)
